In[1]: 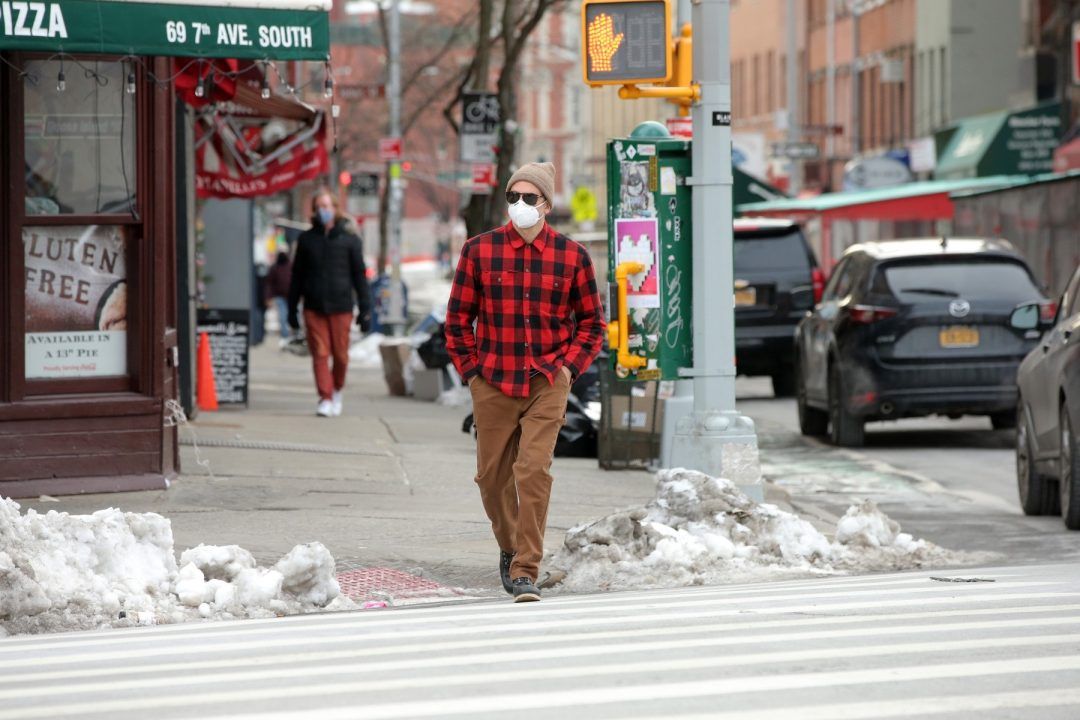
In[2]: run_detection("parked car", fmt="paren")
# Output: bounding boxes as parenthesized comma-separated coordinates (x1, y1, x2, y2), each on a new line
(795, 238, 1052, 447)
(1014, 264, 1080, 529)
(734, 219, 825, 397)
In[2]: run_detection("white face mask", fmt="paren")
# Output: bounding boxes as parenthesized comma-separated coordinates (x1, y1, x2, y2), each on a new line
(508, 199, 543, 230)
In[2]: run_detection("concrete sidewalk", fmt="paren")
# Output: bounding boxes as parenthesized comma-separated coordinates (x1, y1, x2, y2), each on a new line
(23, 342, 673, 596)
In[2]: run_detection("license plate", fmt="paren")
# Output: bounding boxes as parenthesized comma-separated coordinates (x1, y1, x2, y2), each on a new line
(735, 287, 757, 307)
(940, 326, 979, 348)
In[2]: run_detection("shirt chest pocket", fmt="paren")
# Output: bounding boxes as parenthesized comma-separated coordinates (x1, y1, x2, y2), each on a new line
(539, 273, 572, 313)
(481, 270, 518, 309)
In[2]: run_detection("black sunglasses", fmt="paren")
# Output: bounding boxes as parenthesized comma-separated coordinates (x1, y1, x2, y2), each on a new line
(506, 191, 543, 206)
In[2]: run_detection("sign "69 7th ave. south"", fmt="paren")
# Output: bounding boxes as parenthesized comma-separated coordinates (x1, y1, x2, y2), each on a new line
(0, 0, 329, 61)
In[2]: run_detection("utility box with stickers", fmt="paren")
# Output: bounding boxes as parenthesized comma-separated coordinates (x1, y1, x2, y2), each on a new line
(605, 122, 693, 382)
(598, 122, 692, 469)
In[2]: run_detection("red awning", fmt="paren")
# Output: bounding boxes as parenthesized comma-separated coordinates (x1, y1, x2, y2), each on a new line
(181, 60, 328, 199)
(1053, 136, 1080, 173)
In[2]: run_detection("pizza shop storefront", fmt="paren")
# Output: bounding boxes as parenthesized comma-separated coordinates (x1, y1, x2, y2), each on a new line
(0, 0, 330, 496)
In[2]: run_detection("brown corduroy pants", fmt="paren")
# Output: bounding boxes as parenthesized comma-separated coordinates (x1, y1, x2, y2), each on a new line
(470, 373, 570, 582)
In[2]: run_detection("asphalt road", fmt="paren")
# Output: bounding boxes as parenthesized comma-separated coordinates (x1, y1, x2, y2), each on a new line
(734, 377, 1080, 567)
(4, 564, 1079, 719)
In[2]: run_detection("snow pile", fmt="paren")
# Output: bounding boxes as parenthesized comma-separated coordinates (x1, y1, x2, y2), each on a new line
(0, 498, 355, 635)
(348, 331, 386, 368)
(549, 468, 967, 592)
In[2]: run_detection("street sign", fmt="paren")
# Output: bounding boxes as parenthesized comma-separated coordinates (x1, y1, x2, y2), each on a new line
(843, 155, 913, 191)
(379, 137, 403, 162)
(666, 116, 692, 138)
(771, 142, 820, 160)
(337, 84, 385, 101)
(347, 172, 380, 196)
(581, 0, 672, 86)
(570, 186, 598, 223)
(460, 92, 500, 163)
(470, 163, 496, 195)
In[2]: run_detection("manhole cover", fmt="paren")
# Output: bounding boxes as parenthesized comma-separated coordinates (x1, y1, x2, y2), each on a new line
(336, 567, 455, 600)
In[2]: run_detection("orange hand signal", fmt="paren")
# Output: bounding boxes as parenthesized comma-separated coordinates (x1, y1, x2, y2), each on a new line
(588, 13, 624, 73)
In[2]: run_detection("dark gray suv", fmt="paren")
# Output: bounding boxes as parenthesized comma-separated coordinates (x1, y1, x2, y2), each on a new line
(795, 238, 1051, 447)
(734, 219, 824, 397)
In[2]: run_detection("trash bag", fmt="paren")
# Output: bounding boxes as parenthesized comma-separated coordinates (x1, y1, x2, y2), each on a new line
(460, 376, 599, 458)
(417, 325, 451, 369)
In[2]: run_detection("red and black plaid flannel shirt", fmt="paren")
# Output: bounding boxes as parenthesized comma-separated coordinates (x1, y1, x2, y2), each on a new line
(445, 222, 606, 398)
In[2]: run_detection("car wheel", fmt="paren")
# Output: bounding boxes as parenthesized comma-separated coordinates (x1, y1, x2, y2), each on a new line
(772, 370, 797, 398)
(1016, 401, 1058, 516)
(990, 411, 1017, 430)
(828, 363, 865, 447)
(1061, 406, 1080, 530)
(797, 361, 828, 436)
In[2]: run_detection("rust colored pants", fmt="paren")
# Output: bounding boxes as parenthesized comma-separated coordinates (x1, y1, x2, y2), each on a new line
(470, 373, 570, 582)
(304, 310, 352, 401)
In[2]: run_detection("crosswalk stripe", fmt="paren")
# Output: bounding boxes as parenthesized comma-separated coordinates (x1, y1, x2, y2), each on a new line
(0, 575, 1050, 653)
(638, 688, 1080, 720)
(2, 590, 1073, 671)
(6, 602, 1080, 685)
(18, 654, 1074, 720)
(3, 630, 1079, 709)
(0, 578, 1062, 664)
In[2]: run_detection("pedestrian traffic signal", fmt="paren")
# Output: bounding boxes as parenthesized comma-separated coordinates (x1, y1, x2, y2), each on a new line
(581, 0, 672, 86)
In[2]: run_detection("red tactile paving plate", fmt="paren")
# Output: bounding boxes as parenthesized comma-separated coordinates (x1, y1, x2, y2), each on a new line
(336, 567, 454, 600)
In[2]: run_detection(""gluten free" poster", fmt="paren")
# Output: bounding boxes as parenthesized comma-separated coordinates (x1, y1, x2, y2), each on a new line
(24, 226, 127, 379)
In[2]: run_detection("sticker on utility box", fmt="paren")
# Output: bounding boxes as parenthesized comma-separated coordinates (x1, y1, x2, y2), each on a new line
(614, 217, 661, 309)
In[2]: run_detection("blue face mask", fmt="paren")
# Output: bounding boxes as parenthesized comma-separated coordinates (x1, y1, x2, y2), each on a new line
(317, 208, 335, 226)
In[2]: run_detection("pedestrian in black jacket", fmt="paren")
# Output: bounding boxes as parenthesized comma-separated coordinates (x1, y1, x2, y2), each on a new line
(288, 189, 372, 417)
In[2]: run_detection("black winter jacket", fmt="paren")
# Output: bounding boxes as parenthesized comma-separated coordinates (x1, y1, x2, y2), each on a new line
(288, 218, 372, 320)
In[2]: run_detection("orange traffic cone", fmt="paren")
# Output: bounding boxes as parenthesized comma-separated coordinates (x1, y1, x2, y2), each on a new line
(196, 332, 219, 411)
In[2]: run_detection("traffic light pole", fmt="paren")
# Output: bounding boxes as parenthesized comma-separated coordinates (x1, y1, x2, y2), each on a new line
(668, 0, 762, 500)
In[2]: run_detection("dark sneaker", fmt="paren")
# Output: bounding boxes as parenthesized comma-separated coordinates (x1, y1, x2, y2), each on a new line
(512, 577, 541, 603)
(499, 551, 515, 594)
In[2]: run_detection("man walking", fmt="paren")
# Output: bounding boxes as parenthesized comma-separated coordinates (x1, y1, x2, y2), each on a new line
(446, 162, 605, 602)
(288, 190, 372, 417)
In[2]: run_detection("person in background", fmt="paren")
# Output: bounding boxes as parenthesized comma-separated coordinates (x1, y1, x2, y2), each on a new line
(445, 162, 605, 603)
(265, 250, 293, 340)
(288, 190, 372, 417)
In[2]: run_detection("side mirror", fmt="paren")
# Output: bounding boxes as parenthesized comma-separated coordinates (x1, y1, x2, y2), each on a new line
(1009, 303, 1043, 331)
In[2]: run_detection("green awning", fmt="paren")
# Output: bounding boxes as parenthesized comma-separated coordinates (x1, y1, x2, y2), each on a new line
(734, 167, 787, 208)
(935, 101, 1064, 180)
(0, 0, 330, 60)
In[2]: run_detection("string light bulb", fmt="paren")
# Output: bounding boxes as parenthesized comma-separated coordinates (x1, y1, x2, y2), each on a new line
(323, 63, 333, 98)
(261, 62, 271, 99)
(56, 64, 66, 92)
(125, 69, 137, 95)
(195, 76, 205, 98)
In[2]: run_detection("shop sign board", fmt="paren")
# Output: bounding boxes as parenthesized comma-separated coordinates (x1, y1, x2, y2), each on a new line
(0, 1, 330, 60)
(23, 225, 127, 379)
(196, 308, 250, 405)
(843, 155, 913, 191)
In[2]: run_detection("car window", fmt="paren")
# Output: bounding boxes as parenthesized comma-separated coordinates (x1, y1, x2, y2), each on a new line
(821, 258, 852, 302)
(876, 259, 1041, 304)
(733, 230, 812, 274)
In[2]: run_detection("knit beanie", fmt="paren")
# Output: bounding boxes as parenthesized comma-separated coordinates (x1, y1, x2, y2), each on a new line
(506, 162, 556, 209)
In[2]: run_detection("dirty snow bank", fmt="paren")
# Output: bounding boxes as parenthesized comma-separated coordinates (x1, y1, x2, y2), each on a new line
(549, 468, 978, 592)
(348, 331, 386, 368)
(0, 498, 356, 635)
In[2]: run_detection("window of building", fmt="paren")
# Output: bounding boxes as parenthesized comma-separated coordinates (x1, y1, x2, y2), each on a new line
(23, 59, 136, 216)
(12, 56, 141, 389)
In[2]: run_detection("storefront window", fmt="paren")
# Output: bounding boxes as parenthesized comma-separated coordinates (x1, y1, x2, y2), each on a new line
(23, 225, 128, 378)
(23, 59, 136, 215)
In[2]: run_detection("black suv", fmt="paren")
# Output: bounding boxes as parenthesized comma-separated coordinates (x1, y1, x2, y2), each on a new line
(795, 238, 1050, 447)
(734, 219, 824, 397)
